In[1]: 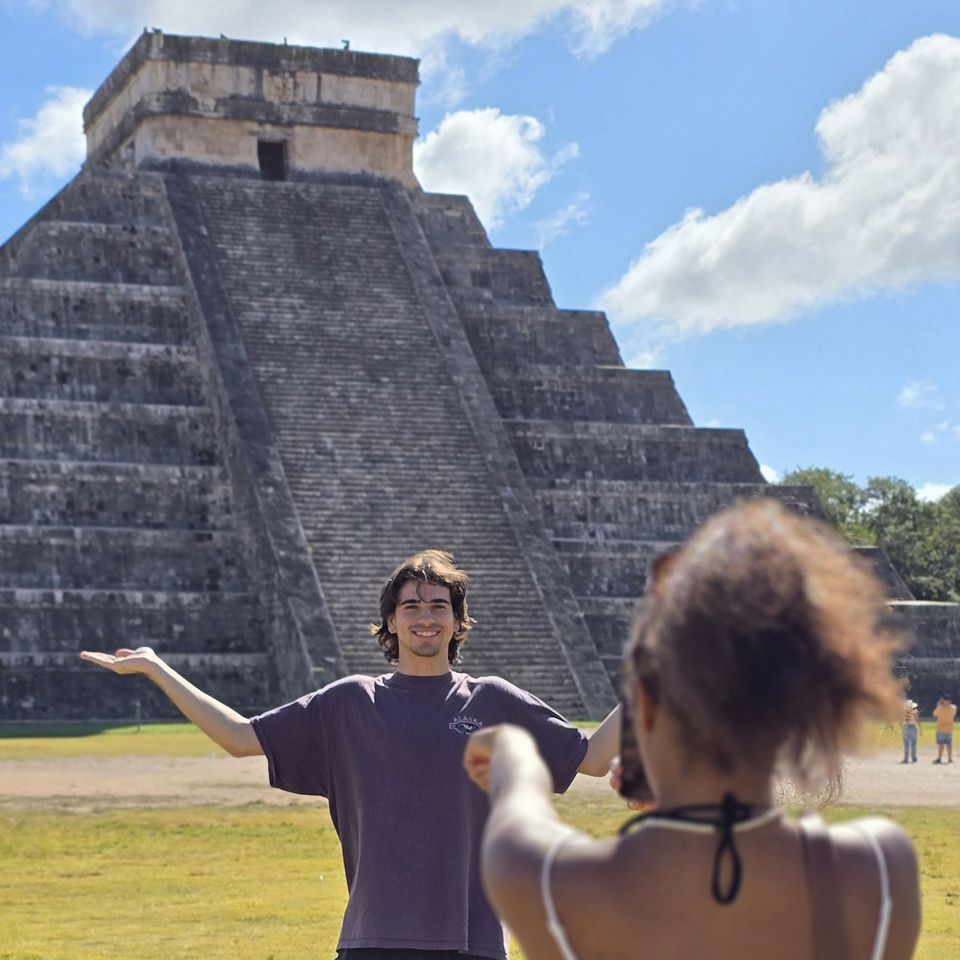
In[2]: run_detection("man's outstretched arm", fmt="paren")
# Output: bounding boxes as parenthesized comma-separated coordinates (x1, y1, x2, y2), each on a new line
(79, 647, 263, 757)
(577, 703, 621, 777)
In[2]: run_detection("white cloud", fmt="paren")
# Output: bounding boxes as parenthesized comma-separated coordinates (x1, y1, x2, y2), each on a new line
(897, 378, 941, 409)
(536, 191, 590, 247)
(418, 48, 470, 108)
(921, 420, 953, 443)
(33, 1, 676, 82)
(599, 35, 960, 337)
(917, 482, 954, 502)
(624, 346, 661, 368)
(760, 464, 780, 483)
(565, 0, 675, 57)
(413, 108, 577, 230)
(0, 85, 90, 197)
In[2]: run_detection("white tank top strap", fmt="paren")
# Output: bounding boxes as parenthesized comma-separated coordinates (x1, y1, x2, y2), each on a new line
(853, 824, 893, 960)
(540, 830, 582, 960)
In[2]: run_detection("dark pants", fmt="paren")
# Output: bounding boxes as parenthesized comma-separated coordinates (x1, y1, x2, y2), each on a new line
(338, 951, 495, 960)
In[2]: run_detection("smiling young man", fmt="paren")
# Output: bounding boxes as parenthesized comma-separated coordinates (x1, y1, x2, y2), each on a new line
(80, 549, 620, 960)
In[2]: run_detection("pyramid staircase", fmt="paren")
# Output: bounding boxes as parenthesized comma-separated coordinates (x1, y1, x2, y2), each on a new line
(164, 173, 611, 717)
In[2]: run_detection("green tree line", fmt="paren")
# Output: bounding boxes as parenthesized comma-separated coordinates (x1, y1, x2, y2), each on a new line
(781, 469, 960, 603)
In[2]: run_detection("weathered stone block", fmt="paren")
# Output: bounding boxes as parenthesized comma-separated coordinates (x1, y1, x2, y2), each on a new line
(532, 479, 819, 541)
(856, 546, 914, 600)
(485, 365, 693, 425)
(435, 249, 554, 306)
(0, 588, 266, 655)
(15, 223, 178, 286)
(0, 461, 231, 530)
(0, 339, 202, 405)
(553, 539, 669, 598)
(506, 422, 765, 483)
(0, 398, 217, 465)
(0, 279, 188, 345)
(0, 651, 276, 720)
(0, 526, 248, 592)
(412, 192, 491, 249)
(459, 306, 622, 369)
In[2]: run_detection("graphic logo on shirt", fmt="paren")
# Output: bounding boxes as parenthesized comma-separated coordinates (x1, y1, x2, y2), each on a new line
(449, 715, 483, 735)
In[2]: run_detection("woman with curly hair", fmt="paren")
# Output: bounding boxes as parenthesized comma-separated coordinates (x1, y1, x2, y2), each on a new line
(465, 500, 921, 960)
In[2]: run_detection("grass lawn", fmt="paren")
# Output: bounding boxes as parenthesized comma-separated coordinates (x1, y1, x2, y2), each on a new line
(0, 719, 933, 759)
(1, 724, 956, 959)
(0, 723, 231, 759)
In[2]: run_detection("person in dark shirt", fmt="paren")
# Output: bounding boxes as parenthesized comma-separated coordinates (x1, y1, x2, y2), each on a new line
(81, 549, 621, 960)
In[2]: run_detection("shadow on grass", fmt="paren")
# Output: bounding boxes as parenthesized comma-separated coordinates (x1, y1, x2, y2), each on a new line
(0, 721, 192, 738)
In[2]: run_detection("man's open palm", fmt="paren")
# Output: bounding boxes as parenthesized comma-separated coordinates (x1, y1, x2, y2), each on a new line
(79, 646, 159, 675)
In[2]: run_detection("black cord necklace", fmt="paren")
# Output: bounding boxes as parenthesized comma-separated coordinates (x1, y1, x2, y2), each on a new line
(619, 791, 778, 905)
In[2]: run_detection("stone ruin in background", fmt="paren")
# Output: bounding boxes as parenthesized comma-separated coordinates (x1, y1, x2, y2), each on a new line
(1, 32, 956, 721)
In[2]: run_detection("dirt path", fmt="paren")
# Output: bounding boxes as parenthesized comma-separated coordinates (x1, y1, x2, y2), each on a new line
(0, 744, 955, 812)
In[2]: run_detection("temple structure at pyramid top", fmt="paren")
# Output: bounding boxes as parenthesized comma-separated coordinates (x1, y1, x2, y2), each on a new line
(84, 31, 421, 186)
(1, 32, 953, 722)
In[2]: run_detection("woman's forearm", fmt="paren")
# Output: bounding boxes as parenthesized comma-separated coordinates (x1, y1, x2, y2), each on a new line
(487, 728, 561, 838)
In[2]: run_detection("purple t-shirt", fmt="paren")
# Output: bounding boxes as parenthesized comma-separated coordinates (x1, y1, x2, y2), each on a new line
(251, 670, 588, 959)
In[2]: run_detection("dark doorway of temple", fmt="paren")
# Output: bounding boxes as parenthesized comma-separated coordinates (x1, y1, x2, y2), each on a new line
(258, 140, 287, 181)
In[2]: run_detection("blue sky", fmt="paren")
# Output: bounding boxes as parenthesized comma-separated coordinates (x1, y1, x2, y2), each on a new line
(1, 0, 958, 497)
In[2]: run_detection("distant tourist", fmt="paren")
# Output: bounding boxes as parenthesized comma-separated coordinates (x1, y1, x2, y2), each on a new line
(901, 699, 920, 763)
(464, 501, 921, 960)
(932, 694, 957, 764)
(80, 549, 621, 960)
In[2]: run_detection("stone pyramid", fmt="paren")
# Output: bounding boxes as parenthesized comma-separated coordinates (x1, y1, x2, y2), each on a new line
(1, 32, 837, 721)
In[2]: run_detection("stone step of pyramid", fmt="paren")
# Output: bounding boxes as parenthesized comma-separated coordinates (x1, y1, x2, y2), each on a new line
(544, 519, 696, 542)
(575, 597, 636, 679)
(486, 364, 693, 425)
(0, 525, 249, 592)
(0, 587, 267, 655)
(0, 459, 232, 530)
(411, 191, 491, 249)
(0, 279, 189, 345)
(0, 397, 217, 465)
(0, 651, 277, 721)
(505, 420, 765, 483)
(553, 538, 676, 598)
(855, 546, 914, 600)
(0, 337, 202, 405)
(893, 603, 960, 658)
(531, 478, 822, 539)
(42, 172, 169, 228)
(457, 304, 623, 368)
(893, 655, 960, 718)
(14, 222, 178, 286)
(433, 248, 554, 306)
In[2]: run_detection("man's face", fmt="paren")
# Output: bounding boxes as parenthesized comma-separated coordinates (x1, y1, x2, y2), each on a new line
(387, 580, 457, 671)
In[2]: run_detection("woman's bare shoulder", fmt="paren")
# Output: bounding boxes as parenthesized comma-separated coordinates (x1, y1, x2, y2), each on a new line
(829, 816, 920, 960)
(829, 815, 917, 871)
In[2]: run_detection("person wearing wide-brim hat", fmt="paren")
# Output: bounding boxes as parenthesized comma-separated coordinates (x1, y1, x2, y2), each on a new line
(901, 698, 920, 764)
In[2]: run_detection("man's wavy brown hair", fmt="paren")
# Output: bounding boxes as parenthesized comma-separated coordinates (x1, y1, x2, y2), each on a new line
(371, 549, 476, 665)
(626, 499, 906, 784)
